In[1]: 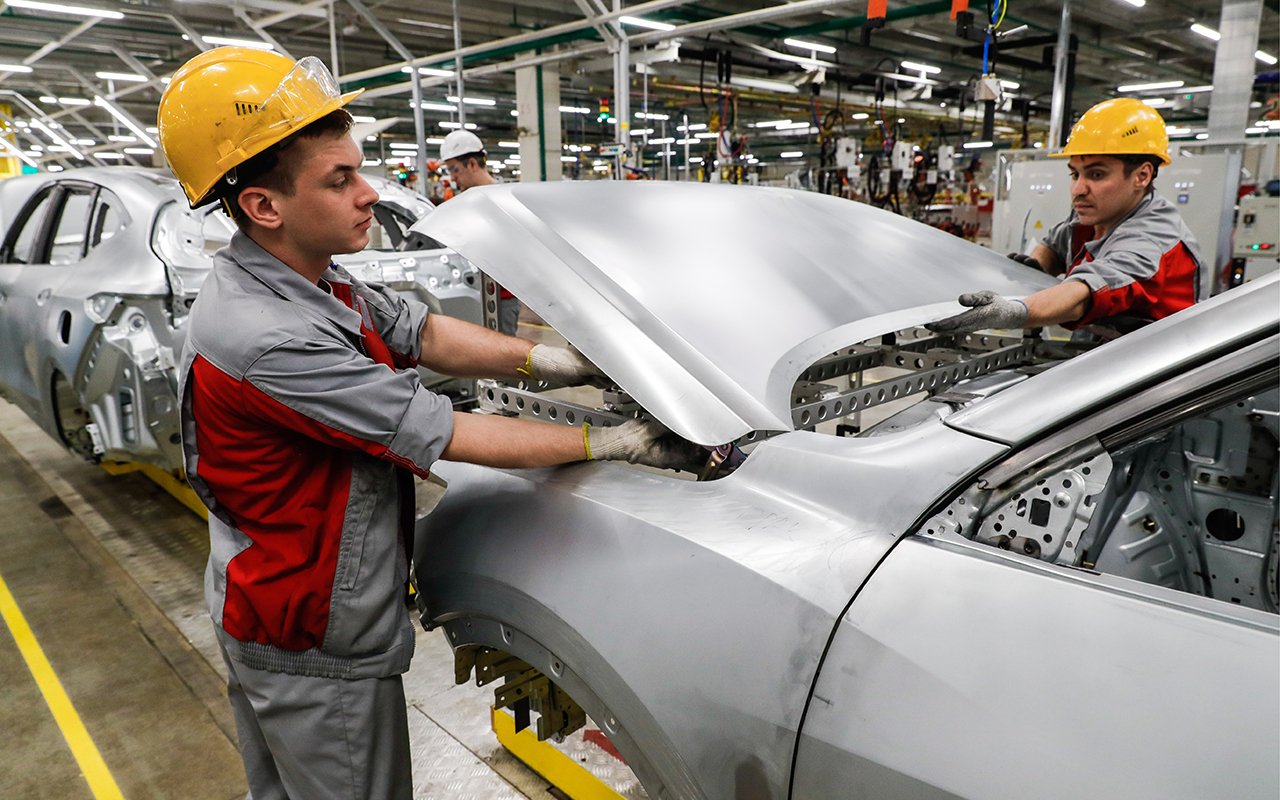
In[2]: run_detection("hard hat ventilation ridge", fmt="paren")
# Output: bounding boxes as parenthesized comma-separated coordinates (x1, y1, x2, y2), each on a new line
(1120, 125, 1139, 138)
(235, 101, 261, 117)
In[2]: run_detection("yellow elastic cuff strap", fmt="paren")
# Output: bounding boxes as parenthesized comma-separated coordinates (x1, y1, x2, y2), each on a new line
(582, 423, 593, 461)
(517, 348, 534, 378)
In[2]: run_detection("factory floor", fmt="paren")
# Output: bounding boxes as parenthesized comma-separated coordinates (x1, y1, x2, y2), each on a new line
(0, 326, 643, 800)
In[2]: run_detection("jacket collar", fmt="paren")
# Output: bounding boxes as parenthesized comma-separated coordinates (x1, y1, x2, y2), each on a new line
(1082, 190, 1158, 257)
(224, 231, 363, 339)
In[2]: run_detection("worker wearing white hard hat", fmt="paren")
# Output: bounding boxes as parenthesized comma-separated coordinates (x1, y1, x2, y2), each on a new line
(438, 130, 522, 335)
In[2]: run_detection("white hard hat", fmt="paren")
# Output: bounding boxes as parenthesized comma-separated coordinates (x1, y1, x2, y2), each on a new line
(440, 129, 485, 161)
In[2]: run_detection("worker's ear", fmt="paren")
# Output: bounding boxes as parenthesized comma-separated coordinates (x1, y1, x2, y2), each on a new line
(1133, 161, 1155, 191)
(236, 186, 284, 231)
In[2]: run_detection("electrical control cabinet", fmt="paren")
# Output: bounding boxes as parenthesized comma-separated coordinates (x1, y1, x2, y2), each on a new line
(1231, 194, 1280, 283)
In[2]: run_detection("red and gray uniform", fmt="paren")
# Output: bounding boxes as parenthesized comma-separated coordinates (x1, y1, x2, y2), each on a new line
(178, 232, 454, 679)
(1041, 189, 1204, 332)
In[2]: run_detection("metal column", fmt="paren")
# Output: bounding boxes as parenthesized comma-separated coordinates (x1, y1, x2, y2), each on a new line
(1047, 0, 1072, 149)
(1207, 0, 1263, 143)
(516, 62, 562, 182)
(452, 0, 466, 125)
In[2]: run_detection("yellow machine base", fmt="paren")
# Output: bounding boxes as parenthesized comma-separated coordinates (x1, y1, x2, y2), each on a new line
(101, 461, 208, 521)
(490, 706, 626, 800)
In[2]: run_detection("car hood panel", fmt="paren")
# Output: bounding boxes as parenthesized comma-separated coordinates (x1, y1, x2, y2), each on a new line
(416, 182, 1056, 444)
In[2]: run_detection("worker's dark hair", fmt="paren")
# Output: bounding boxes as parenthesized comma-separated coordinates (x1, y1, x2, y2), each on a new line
(217, 108, 354, 229)
(455, 150, 487, 169)
(1117, 154, 1160, 189)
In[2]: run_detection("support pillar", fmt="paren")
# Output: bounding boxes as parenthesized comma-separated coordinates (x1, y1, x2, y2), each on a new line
(1207, 0, 1263, 143)
(516, 61, 561, 181)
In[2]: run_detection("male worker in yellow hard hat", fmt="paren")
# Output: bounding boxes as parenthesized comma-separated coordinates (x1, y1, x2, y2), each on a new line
(438, 128, 523, 335)
(158, 48, 698, 800)
(929, 98, 1204, 338)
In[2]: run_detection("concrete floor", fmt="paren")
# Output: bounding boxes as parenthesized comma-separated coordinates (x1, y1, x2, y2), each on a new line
(0, 339, 644, 799)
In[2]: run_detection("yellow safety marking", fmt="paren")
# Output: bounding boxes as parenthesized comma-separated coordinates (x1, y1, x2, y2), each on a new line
(0, 570, 126, 800)
(491, 706, 626, 800)
(102, 461, 208, 521)
(517, 321, 553, 331)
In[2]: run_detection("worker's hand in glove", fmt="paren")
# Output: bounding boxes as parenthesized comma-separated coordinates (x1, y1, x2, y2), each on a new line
(926, 290, 1029, 334)
(1006, 252, 1042, 269)
(585, 419, 705, 472)
(522, 344, 612, 388)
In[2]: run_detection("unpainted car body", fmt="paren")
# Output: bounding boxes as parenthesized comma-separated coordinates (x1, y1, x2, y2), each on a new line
(411, 182, 1279, 800)
(0, 166, 480, 471)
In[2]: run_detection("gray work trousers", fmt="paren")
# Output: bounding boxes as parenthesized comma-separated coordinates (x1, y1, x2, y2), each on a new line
(221, 643, 413, 800)
(497, 296, 521, 337)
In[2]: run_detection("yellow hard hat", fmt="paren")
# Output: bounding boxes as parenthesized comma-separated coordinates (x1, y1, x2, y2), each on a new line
(158, 47, 362, 207)
(1049, 97, 1171, 166)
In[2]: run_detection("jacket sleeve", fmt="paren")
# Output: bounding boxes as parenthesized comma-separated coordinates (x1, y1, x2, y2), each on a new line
(1040, 214, 1077, 264)
(351, 276, 431, 366)
(240, 336, 453, 478)
(1064, 221, 1185, 328)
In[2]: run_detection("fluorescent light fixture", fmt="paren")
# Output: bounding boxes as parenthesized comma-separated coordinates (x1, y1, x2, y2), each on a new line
(1258, 51, 1278, 66)
(350, 115, 376, 123)
(73, 138, 95, 146)
(559, 106, 590, 114)
(1189, 23, 1220, 41)
(883, 72, 937, 86)
(752, 119, 791, 128)
(1194, 133, 1208, 140)
(447, 95, 496, 106)
(900, 60, 941, 74)
(1117, 80, 1184, 92)
(776, 121, 811, 130)
(635, 111, 670, 120)
(93, 95, 157, 147)
(388, 142, 418, 150)
(1165, 126, 1191, 135)
(401, 66, 454, 77)
(123, 146, 154, 154)
(439, 121, 478, 130)
(1032, 142, 1044, 149)
(619, 15, 674, 31)
(425, 137, 444, 145)
(784, 38, 836, 54)
(0, 63, 33, 73)
(96, 152, 124, 160)
(363, 158, 382, 166)
(656, 150, 675, 156)
(691, 156, 706, 163)
(1245, 127, 1267, 135)
(851, 112, 870, 120)
(677, 123, 707, 131)
(48, 164, 63, 171)
(498, 141, 519, 148)
(1119, 0, 1145, 7)
(730, 76, 799, 94)
(999, 79, 1021, 90)
(630, 128, 655, 136)
(1182, 85, 1213, 94)
(963, 141, 994, 149)
(106, 134, 136, 143)
(39, 95, 57, 103)
(695, 131, 717, 138)
(95, 71, 146, 83)
(5, 0, 123, 19)
(58, 96, 91, 106)
(414, 101, 458, 112)
(780, 150, 804, 158)
(145, 126, 158, 133)
(649, 137, 675, 145)
(676, 138, 698, 145)
(509, 109, 519, 116)
(365, 135, 376, 141)
(201, 35, 274, 50)
(0, 137, 38, 168)
(897, 118, 907, 124)
(1141, 97, 1171, 107)
(560, 155, 576, 162)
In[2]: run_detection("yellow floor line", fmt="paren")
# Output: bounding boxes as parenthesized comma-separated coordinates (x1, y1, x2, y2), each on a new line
(491, 706, 625, 800)
(0, 570, 125, 800)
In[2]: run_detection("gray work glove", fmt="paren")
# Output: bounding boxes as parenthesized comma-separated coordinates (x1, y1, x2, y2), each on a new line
(586, 419, 705, 472)
(1006, 252, 1041, 269)
(926, 290, 1029, 334)
(523, 344, 611, 388)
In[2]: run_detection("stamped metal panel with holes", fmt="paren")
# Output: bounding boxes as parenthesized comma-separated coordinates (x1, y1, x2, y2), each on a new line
(416, 422, 1007, 800)
(414, 181, 1056, 444)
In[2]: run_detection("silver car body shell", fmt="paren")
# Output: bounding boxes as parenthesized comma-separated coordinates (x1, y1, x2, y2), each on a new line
(0, 167, 480, 470)
(414, 183, 1278, 799)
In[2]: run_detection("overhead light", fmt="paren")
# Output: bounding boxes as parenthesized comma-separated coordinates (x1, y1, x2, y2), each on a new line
(851, 112, 869, 120)
(1189, 23, 1220, 41)
(350, 114, 376, 123)
(649, 137, 675, 144)
(560, 155, 576, 162)
(363, 158, 382, 167)
(200, 35, 274, 50)
(695, 131, 717, 139)
(5, 0, 123, 19)
(1195, 133, 1208, 140)
(897, 117, 906, 124)
(388, 142, 419, 150)
(730, 76, 800, 94)
(1245, 127, 1267, 135)
(619, 15, 674, 31)
(559, 106, 590, 114)
(751, 119, 791, 128)
(58, 96, 91, 106)
(145, 126, 158, 133)
(963, 141, 993, 149)
(1141, 97, 1171, 108)
(1118, 0, 1145, 7)
(73, 138, 95, 146)
(498, 141, 519, 148)
(780, 150, 804, 158)
(95, 152, 124, 160)
(676, 123, 707, 132)
(629, 128, 655, 136)
(414, 101, 458, 112)
(655, 150, 676, 157)
(1182, 85, 1213, 94)
(635, 111, 670, 120)
(1165, 126, 1191, 135)
(123, 146, 154, 154)
(509, 109, 519, 117)
(883, 72, 937, 86)
(675, 137, 698, 145)
(93, 96, 157, 147)
(39, 95, 57, 103)
(425, 136, 444, 145)
(447, 95, 496, 106)
(1032, 142, 1044, 149)
(1258, 51, 1279, 66)
(365, 135, 376, 141)
(95, 71, 146, 83)
(0, 63, 33, 73)
(999, 79, 1021, 90)
(401, 66, 455, 77)
(1117, 80, 1183, 92)
(439, 121, 478, 130)
(107, 134, 136, 142)
(900, 60, 941, 74)
(690, 156, 706, 164)
(784, 38, 836, 54)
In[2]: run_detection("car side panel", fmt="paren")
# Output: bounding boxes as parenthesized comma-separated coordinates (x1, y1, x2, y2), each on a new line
(793, 535, 1280, 800)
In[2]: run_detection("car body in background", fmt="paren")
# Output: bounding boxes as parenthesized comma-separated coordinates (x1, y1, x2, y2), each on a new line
(0, 166, 480, 472)
(411, 182, 1279, 800)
